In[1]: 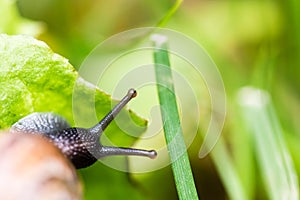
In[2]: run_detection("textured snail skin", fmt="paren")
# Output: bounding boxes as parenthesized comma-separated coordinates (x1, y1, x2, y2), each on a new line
(11, 112, 70, 135)
(11, 118, 157, 169)
(10, 89, 157, 169)
(11, 119, 102, 168)
(48, 128, 101, 169)
(0, 132, 82, 200)
(10, 113, 98, 168)
(10, 113, 99, 168)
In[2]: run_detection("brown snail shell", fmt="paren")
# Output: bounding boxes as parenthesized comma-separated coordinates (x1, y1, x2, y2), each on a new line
(0, 132, 82, 200)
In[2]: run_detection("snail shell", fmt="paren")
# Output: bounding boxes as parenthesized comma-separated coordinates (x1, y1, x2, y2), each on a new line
(0, 132, 82, 200)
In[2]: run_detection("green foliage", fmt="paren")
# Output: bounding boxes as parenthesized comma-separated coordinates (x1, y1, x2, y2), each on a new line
(0, 34, 146, 138)
(0, 34, 76, 128)
(238, 87, 299, 200)
(0, 33, 148, 199)
(1, 0, 300, 199)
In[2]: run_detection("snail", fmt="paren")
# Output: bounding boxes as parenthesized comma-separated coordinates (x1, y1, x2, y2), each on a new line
(0, 132, 82, 199)
(10, 89, 157, 169)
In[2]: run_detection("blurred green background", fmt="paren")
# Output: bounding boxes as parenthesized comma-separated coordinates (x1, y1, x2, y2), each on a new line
(1, 0, 300, 199)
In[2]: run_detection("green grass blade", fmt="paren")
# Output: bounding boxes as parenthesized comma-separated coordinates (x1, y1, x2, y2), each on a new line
(210, 138, 249, 200)
(151, 34, 199, 200)
(156, 0, 183, 27)
(238, 87, 299, 200)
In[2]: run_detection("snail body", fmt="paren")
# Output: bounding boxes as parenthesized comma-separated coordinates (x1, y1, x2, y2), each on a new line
(11, 112, 71, 135)
(10, 89, 157, 169)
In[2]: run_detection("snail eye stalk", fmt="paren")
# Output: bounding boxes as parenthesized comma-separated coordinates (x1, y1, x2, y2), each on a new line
(10, 88, 157, 169)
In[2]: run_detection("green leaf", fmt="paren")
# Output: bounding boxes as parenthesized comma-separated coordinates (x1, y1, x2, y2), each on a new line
(0, 33, 147, 146)
(0, 33, 149, 200)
